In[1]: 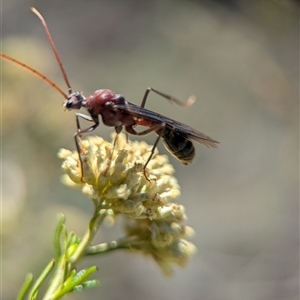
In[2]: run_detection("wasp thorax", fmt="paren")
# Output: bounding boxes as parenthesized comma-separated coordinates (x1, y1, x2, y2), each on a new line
(64, 92, 86, 110)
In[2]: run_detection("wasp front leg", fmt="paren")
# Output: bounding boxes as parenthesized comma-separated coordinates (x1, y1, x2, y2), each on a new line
(74, 113, 100, 181)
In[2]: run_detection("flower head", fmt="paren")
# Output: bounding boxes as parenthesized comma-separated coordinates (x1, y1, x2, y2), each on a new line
(58, 133, 196, 274)
(58, 133, 179, 215)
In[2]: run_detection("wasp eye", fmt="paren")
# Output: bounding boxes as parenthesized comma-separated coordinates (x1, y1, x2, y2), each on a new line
(65, 101, 73, 109)
(65, 92, 85, 110)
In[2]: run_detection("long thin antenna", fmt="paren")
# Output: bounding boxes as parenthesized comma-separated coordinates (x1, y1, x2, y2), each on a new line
(31, 7, 73, 94)
(1, 52, 68, 99)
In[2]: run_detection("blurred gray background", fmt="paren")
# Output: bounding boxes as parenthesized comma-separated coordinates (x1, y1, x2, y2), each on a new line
(2, 0, 298, 299)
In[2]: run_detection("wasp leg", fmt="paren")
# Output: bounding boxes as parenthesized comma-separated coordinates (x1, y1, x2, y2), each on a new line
(140, 87, 195, 108)
(126, 123, 165, 181)
(74, 113, 99, 181)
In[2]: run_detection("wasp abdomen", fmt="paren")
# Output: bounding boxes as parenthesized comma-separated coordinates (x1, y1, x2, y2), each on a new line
(158, 129, 195, 164)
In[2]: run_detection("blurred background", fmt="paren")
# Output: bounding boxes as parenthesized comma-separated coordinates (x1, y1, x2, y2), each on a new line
(2, 0, 298, 299)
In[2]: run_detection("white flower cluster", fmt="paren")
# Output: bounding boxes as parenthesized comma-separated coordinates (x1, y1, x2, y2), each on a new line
(58, 133, 196, 274)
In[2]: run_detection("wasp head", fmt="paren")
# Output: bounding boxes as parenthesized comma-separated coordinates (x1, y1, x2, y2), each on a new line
(64, 92, 86, 110)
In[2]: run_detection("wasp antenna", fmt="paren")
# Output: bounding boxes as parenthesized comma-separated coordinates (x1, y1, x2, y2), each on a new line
(31, 7, 72, 94)
(1, 52, 68, 99)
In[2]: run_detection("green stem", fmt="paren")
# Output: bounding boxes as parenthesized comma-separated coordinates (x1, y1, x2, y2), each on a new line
(85, 238, 150, 255)
(69, 208, 107, 265)
(42, 256, 67, 300)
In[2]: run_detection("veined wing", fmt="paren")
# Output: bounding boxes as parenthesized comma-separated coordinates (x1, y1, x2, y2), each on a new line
(114, 101, 219, 148)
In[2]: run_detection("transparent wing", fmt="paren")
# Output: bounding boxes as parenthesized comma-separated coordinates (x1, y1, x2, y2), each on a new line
(115, 102, 219, 148)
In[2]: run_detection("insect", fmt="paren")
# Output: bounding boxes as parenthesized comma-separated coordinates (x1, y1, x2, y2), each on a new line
(1, 8, 219, 180)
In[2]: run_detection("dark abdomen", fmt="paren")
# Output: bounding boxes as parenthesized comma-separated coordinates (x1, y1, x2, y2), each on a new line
(157, 128, 195, 164)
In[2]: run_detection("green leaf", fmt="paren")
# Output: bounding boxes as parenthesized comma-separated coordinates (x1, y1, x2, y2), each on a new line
(54, 214, 67, 258)
(16, 273, 33, 300)
(54, 266, 98, 298)
(28, 259, 55, 299)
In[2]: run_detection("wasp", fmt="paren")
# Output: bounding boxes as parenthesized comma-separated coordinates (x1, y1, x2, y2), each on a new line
(1, 8, 218, 180)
